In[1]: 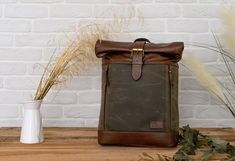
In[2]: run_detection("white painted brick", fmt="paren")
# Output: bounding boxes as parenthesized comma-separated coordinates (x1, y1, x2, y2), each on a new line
(34, 20, 76, 33)
(138, 5, 181, 18)
(43, 92, 77, 104)
(179, 63, 193, 76)
(182, 5, 219, 18)
(191, 34, 218, 46)
(78, 91, 101, 104)
(0, 63, 26, 75)
(42, 47, 64, 61)
(0, 119, 22, 127)
(111, 0, 152, 3)
(0, 48, 42, 61)
(15, 34, 56, 47)
(195, 105, 233, 119)
(0, 77, 3, 88)
(64, 105, 99, 118)
(27, 63, 45, 75)
(222, 77, 235, 92)
(167, 20, 209, 33)
(0, 20, 31, 33)
(36, 33, 74, 47)
(184, 48, 218, 63)
(112, 33, 146, 42)
(93, 77, 101, 90)
(206, 64, 230, 77)
(179, 91, 210, 105)
(81, 65, 101, 76)
(20, 0, 64, 3)
(5, 5, 48, 18)
(198, 0, 235, 3)
(209, 20, 225, 33)
(0, 105, 19, 118)
(85, 119, 99, 127)
(0, 91, 32, 104)
(41, 105, 63, 118)
(179, 105, 194, 119)
(0, 1, 232, 128)
(4, 77, 40, 90)
(147, 33, 190, 43)
(0, 0, 17, 3)
(210, 95, 225, 106)
(42, 119, 84, 127)
(180, 119, 217, 127)
(94, 5, 137, 18)
(56, 34, 75, 47)
(155, 0, 196, 2)
(218, 53, 235, 63)
(180, 77, 205, 90)
(0, 34, 13, 46)
(216, 120, 235, 129)
(0, 7, 2, 17)
(50, 5, 92, 18)
(18, 104, 23, 118)
(67, 0, 108, 3)
(67, 77, 93, 90)
(124, 20, 165, 32)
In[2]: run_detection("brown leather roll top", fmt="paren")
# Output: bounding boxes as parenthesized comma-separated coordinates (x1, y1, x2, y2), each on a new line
(95, 39, 184, 64)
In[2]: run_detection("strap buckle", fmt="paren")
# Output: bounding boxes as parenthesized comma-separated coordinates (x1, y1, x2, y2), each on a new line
(131, 48, 144, 57)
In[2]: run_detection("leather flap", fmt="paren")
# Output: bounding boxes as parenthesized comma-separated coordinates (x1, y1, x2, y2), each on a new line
(95, 39, 184, 62)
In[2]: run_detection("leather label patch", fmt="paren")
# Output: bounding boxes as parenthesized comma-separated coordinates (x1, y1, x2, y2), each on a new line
(150, 121, 164, 129)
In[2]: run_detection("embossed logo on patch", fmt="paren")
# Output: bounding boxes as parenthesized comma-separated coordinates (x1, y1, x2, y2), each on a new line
(150, 121, 164, 129)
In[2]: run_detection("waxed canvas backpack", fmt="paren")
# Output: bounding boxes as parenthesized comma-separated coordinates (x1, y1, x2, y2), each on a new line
(95, 38, 184, 147)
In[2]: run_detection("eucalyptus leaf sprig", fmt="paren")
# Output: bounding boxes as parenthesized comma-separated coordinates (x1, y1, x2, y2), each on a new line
(139, 125, 235, 161)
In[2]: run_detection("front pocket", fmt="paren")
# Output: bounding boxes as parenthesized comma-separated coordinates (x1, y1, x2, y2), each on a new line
(105, 64, 170, 132)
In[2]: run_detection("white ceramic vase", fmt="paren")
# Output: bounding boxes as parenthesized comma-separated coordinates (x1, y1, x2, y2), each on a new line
(20, 100, 44, 144)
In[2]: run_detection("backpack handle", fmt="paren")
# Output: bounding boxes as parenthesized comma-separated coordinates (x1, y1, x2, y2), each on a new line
(134, 38, 150, 43)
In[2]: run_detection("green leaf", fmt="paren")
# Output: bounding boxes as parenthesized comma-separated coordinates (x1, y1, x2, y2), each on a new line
(225, 155, 235, 161)
(209, 138, 229, 152)
(201, 150, 215, 161)
(138, 125, 235, 161)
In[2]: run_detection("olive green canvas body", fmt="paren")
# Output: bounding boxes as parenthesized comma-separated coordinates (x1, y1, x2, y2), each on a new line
(98, 64, 179, 139)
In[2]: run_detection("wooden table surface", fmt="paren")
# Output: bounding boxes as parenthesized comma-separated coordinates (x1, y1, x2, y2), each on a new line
(0, 128, 235, 161)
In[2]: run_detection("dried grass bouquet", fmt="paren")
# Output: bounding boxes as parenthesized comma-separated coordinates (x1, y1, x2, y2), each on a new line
(33, 6, 143, 101)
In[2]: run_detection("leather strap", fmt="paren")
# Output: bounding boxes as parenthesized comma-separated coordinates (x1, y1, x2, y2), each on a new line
(131, 41, 146, 81)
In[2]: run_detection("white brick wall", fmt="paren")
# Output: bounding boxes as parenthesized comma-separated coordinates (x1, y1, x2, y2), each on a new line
(0, 0, 234, 128)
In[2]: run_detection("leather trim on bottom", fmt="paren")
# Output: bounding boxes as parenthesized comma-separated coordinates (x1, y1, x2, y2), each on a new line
(98, 130, 178, 147)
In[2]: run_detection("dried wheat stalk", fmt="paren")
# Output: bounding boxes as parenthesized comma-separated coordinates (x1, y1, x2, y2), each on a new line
(34, 6, 143, 100)
(184, 54, 235, 118)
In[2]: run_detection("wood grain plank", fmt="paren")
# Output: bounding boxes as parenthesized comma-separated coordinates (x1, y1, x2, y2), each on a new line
(0, 128, 234, 161)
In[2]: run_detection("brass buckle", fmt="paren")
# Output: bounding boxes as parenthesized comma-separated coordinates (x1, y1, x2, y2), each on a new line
(131, 48, 144, 57)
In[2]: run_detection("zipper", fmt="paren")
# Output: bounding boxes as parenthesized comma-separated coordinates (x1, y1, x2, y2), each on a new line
(103, 64, 110, 129)
(168, 65, 173, 131)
